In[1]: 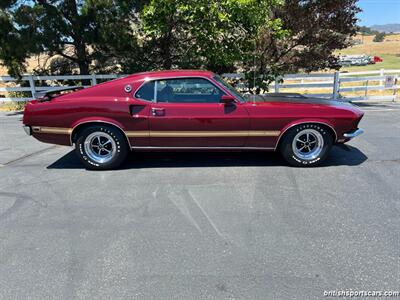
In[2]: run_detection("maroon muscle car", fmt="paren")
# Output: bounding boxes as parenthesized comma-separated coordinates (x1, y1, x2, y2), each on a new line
(22, 70, 364, 170)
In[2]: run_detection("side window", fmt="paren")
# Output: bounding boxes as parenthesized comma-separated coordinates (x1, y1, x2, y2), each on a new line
(135, 81, 155, 101)
(156, 78, 224, 103)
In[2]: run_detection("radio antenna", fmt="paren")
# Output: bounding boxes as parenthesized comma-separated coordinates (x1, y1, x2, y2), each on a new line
(253, 39, 256, 101)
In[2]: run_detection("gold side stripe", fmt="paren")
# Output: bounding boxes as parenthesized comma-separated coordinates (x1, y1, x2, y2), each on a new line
(32, 126, 72, 135)
(32, 126, 280, 137)
(126, 131, 280, 138)
(126, 131, 150, 137)
(248, 131, 281, 137)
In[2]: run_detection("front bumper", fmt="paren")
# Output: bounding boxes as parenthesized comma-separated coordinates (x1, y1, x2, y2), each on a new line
(343, 128, 364, 139)
(23, 125, 31, 136)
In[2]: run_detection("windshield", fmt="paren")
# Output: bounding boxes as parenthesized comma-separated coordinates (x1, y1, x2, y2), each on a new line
(213, 75, 245, 103)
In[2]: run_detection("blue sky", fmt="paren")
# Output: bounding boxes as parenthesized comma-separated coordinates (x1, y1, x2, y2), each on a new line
(357, 0, 400, 26)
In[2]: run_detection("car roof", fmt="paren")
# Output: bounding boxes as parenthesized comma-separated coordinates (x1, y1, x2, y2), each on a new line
(125, 70, 215, 80)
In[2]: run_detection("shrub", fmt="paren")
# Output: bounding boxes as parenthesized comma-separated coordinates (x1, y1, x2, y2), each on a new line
(373, 32, 386, 42)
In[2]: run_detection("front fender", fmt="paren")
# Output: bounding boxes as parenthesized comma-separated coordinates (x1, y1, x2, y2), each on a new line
(275, 118, 338, 150)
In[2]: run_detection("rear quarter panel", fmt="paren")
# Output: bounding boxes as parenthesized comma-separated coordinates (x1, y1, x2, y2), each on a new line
(23, 78, 149, 146)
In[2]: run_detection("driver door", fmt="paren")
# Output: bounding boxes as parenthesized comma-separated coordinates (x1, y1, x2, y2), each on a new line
(145, 77, 250, 147)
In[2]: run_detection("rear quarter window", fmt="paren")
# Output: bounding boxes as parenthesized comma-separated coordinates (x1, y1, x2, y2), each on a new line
(135, 81, 155, 101)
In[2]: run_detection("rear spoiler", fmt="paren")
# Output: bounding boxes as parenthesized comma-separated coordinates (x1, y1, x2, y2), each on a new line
(35, 86, 85, 101)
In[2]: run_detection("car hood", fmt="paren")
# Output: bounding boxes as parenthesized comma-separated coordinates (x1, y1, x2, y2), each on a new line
(244, 94, 364, 118)
(245, 94, 345, 106)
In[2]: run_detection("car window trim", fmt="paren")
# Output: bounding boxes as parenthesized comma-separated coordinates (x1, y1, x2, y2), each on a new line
(212, 75, 245, 103)
(154, 77, 225, 104)
(134, 76, 230, 104)
(154, 80, 158, 102)
(133, 81, 156, 102)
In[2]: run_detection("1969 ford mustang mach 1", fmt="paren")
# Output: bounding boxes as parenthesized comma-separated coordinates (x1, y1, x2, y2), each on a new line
(22, 70, 364, 170)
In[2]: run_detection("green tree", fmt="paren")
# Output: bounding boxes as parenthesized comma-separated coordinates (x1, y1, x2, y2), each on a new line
(0, 0, 146, 77)
(1, 0, 360, 94)
(247, 0, 360, 92)
(358, 26, 379, 35)
(140, 0, 279, 73)
(373, 32, 386, 42)
(0, 1, 32, 76)
(141, 0, 360, 93)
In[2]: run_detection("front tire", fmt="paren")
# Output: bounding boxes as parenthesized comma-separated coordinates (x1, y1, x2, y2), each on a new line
(75, 125, 128, 170)
(279, 124, 333, 167)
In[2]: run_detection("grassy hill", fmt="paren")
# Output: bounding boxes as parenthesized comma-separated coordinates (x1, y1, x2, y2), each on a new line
(338, 34, 400, 72)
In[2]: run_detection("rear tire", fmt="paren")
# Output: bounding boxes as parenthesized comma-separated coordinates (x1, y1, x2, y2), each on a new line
(279, 123, 333, 167)
(75, 125, 128, 170)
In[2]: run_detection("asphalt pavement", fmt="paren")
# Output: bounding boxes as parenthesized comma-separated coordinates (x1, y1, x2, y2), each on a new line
(0, 103, 399, 299)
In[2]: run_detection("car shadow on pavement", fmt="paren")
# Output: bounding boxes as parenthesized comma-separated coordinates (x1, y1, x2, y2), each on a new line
(47, 145, 367, 170)
(5, 111, 24, 116)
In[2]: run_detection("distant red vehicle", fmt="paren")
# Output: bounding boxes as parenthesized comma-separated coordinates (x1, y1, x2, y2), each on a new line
(23, 70, 364, 170)
(373, 56, 383, 63)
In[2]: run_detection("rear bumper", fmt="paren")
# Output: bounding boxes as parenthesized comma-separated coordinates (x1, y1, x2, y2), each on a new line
(343, 128, 364, 139)
(23, 125, 31, 136)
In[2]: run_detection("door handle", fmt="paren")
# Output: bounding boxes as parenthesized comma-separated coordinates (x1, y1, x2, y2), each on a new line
(152, 107, 165, 116)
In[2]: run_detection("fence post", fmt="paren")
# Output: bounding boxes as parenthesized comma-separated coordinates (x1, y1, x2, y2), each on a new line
(274, 77, 280, 93)
(91, 74, 97, 86)
(28, 75, 36, 99)
(379, 68, 384, 86)
(332, 71, 340, 100)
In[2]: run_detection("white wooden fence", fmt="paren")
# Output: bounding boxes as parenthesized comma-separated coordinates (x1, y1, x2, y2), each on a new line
(223, 69, 399, 102)
(0, 69, 398, 102)
(0, 74, 121, 102)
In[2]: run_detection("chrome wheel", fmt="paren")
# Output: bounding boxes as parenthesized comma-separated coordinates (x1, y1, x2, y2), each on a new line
(84, 132, 116, 164)
(292, 129, 324, 160)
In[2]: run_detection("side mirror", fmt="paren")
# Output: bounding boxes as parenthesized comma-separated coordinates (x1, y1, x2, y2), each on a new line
(220, 95, 235, 105)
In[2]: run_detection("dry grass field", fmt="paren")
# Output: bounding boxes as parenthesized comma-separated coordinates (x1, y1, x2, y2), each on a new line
(0, 54, 49, 75)
(280, 34, 400, 98)
(340, 34, 400, 56)
(338, 34, 400, 72)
